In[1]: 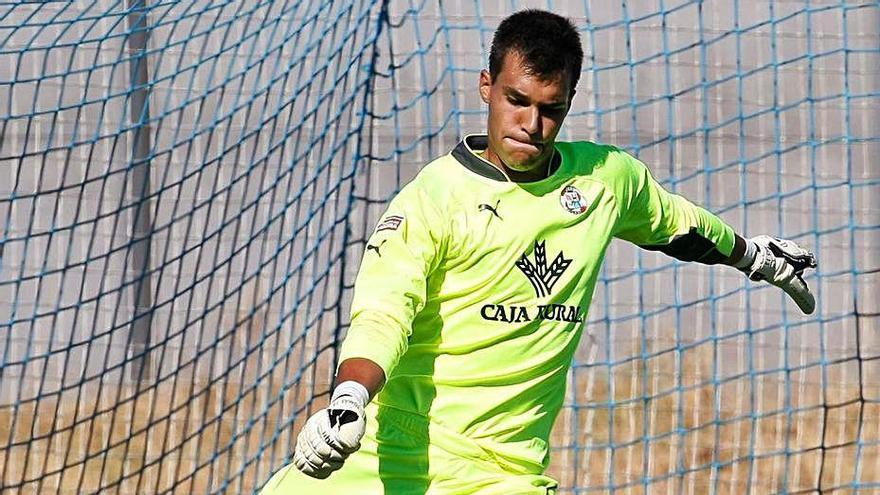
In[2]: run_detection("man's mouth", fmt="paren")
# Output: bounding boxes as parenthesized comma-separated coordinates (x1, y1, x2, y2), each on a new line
(506, 137, 543, 151)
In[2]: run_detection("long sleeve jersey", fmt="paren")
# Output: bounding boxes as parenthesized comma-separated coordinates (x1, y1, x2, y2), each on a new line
(338, 134, 735, 473)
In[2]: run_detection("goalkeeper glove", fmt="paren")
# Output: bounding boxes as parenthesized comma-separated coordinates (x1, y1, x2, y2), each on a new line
(736, 235, 818, 314)
(293, 381, 368, 479)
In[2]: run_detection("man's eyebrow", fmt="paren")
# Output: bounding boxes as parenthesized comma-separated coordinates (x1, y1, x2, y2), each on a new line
(502, 86, 567, 107)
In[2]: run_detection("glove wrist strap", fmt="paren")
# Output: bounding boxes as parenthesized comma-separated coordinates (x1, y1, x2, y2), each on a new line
(733, 238, 758, 270)
(332, 380, 369, 408)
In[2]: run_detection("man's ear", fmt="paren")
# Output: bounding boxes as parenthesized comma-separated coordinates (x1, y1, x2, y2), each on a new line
(479, 69, 492, 104)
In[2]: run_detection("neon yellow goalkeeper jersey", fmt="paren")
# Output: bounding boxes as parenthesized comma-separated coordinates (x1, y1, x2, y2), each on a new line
(338, 134, 735, 473)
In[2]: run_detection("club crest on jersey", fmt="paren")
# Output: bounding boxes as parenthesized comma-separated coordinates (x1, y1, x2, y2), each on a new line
(560, 185, 587, 215)
(375, 215, 403, 232)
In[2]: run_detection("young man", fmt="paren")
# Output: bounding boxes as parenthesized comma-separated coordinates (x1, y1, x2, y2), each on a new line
(262, 9, 817, 495)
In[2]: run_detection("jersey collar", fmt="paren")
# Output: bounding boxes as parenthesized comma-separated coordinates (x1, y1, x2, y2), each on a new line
(452, 134, 561, 182)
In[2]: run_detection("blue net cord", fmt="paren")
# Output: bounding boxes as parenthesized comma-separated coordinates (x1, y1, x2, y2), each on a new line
(2, 0, 384, 492)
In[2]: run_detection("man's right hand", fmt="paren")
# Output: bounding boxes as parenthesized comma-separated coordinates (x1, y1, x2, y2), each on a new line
(293, 381, 368, 479)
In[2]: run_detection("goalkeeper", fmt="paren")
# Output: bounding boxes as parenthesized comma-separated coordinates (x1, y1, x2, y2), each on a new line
(262, 9, 817, 495)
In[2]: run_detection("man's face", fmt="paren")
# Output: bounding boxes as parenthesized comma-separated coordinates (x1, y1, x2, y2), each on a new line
(479, 51, 572, 175)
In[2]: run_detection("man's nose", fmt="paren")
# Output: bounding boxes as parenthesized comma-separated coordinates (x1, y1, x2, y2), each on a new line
(522, 106, 540, 135)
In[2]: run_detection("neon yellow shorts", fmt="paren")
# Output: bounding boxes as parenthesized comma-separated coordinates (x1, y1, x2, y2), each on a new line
(260, 404, 558, 495)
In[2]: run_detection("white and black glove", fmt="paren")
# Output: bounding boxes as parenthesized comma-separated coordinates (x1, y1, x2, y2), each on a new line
(735, 235, 818, 314)
(293, 381, 368, 479)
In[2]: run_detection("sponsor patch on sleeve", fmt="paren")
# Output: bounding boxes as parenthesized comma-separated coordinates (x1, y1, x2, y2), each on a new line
(375, 214, 404, 232)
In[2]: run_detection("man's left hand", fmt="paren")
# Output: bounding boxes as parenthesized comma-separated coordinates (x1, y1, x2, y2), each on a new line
(740, 235, 818, 314)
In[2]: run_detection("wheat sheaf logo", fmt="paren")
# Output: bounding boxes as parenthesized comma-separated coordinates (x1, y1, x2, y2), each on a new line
(515, 240, 571, 297)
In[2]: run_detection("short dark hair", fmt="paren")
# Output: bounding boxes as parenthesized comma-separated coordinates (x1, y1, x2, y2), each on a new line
(489, 9, 583, 91)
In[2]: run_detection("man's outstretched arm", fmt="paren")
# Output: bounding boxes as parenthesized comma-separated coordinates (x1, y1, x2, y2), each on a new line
(723, 234, 747, 265)
(612, 152, 817, 314)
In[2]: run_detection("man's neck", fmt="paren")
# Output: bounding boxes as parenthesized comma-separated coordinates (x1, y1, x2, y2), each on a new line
(481, 148, 552, 183)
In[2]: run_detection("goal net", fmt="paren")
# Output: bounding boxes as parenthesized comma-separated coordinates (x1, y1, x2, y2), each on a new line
(1, 0, 877, 493)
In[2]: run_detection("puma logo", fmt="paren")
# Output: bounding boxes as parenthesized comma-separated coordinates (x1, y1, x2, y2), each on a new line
(478, 200, 502, 220)
(366, 240, 387, 256)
